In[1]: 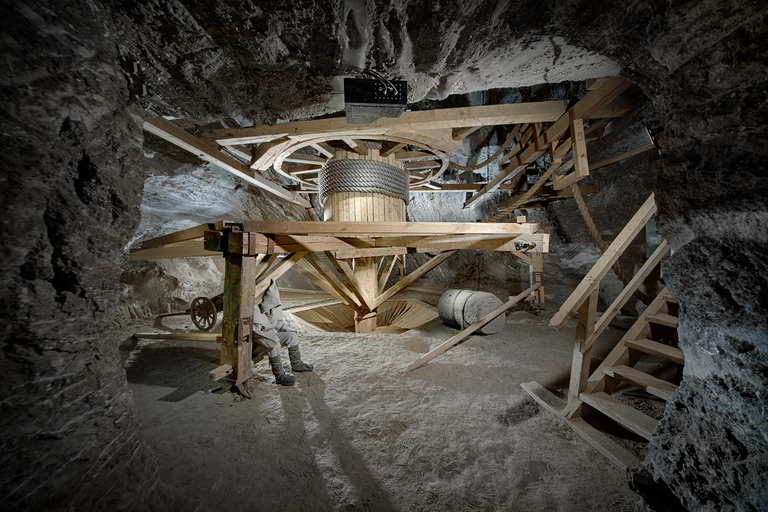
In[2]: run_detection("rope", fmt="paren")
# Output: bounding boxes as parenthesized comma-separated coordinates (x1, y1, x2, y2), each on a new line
(570, 183, 649, 304)
(319, 158, 409, 202)
(483, 160, 572, 223)
(448, 125, 523, 172)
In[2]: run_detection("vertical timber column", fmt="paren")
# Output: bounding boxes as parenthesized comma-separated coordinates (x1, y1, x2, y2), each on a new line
(319, 147, 409, 333)
(221, 230, 257, 385)
(529, 250, 545, 303)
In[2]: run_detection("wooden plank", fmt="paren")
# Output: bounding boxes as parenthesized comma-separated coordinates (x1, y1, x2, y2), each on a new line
(550, 194, 656, 329)
(395, 151, 434, 161)
(138, 221, 227, 249)
(647, 313, 679, 328)
(133, 332, 220, 342)
(294, 259, 353, 306)
(374, 251, 457, 309)
(570, 117, 589, 178)
(143, 118, 310, 207)
(378, 254, 399, 294)
(625, 338, 685, 365)
(309, 142, 335, 158)
(250, 136, 292, 169)
(240, 221, 539, 236)
(305, 253, 363, 308)
(380, 142, 406, 157)
(521, 381, 639, 471)
(284, 153, 327, 165)
(452, 126, 483, 141)
(253, 253, 278, 281)
(334, 246, 408, 260)
(464, 78, 631, 207)
(253, 252, 307, 298)
(579, 391, 659, 440)
(567, 288, 599, 409)
(405, 284, 538, 372)
(404, 160, 441, 170)
(130, 240, 221, 260)
(209, 364, 233, 381)
(586, 240, 670, 349)
(602, 365, 678, 401)
(203, 101, 568, 145)
(585, 289, 672, 394)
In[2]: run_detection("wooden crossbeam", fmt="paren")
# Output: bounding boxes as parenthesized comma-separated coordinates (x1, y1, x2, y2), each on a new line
(323, 252, 372, 310)
(294, 260, 353, 306)
(143, 118, 310, 207)
(373, 251, 456, 309)
(253, 252, 306, 298)
(130, 240, 221, 260)
(138, 221, 228, 249)
(250, 136, 291, 169)
(239, 221, 539, 236)
(584, 240, 670, 350)
(589, 143, 656, 171)
(550, 194, 656, 329)
(463, 78, 631, 208)
(378, 255, 399, 294)
(305, 253, 363, 308)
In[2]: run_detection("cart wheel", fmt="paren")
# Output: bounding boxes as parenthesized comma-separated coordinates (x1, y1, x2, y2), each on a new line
(191, 296, 217, 331)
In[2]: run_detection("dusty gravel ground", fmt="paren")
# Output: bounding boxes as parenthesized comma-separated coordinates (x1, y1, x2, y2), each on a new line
(120, 290, 644, 511)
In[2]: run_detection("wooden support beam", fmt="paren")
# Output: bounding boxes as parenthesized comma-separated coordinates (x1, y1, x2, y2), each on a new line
(585, 240, 670, 349)
(284, 153, 327, 165)
(203, 102, 569, 145)
(130, 240, 221, 260)
(565, 287, 599, 418)
(378, 254, 399, 294)
(463, 78, 631, 208)
(323, 252, 372, 310)
(334, 246, 409, 259)
(405, 284, 538, 372)
(138, 221, 228, 249)
(373, 251, 457, 309)
(240, 221, 540, 236)
(253, 253, 279, 281)
(521, 382, 639, 471)
(380, 142, 406, 157)
(253, 252, 307, 299)
(309, 142, 335, 158)
(305, 253, 363, 308)
(294, 259, 353, 306)
(452, 126, 483, 141)
(143, 118, 310, 207)
(550, 194, 656, 329)
(250, 136, 291, 169)
(395, 151, 435, 161)
(220, 249, 256, 387)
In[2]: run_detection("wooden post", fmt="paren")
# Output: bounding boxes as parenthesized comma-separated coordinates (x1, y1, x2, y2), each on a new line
(565, 287, 598, 418)
(220, 232, 257, 386)
(529, 250, 544, 303)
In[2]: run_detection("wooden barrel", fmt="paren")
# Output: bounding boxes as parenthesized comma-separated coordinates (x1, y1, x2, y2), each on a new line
(438, 289, 506, 334)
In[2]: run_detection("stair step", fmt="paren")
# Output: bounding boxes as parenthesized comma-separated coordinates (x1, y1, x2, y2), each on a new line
(602, 365, 678, 401)
(626, 338, 684, 365)
(647, 313, 679, 328)
(580, 391, 659, 440)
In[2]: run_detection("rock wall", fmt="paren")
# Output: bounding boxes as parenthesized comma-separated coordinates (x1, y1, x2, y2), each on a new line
(2, 0, 766, 510)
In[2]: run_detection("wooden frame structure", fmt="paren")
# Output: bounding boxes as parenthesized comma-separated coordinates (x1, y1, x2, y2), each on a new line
(142, 78, 633, 215)
(521, 194, 682, 470)
(132, 220, 550, 385)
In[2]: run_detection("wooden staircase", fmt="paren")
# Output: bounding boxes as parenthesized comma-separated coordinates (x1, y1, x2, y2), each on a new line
(522, 194, 685, 470)
(577, 287, 682, 442)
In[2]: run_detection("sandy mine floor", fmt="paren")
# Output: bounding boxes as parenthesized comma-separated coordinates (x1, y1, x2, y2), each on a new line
(120, 290, 649, 511)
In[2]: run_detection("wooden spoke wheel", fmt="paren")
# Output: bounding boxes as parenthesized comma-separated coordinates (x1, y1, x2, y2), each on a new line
(271, 135, 449, 191)
(190, 296, 217, 331)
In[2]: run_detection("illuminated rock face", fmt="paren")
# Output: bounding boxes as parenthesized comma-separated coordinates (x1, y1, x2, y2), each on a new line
(1, 0, 766, 510)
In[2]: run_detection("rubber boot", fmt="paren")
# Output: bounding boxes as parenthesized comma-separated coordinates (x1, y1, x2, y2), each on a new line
(288, 346, 314, 372)
(269, 356, 296, 386)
